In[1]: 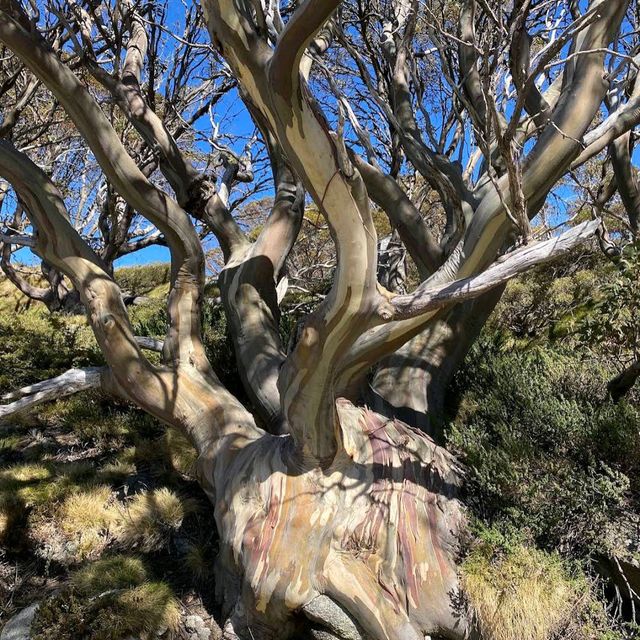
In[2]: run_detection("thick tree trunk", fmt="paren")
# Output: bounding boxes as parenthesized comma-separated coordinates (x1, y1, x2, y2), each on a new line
(371, 288, 504, 442)
(197, 400, 469, 640)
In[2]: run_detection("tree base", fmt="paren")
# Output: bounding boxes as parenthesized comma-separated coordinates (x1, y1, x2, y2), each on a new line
(200, 401, 469, 640)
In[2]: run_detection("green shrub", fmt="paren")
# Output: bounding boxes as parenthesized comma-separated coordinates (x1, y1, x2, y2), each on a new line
(114, 263, 171, 295)
(127, 299, 168, 342)
(0, 310, 101, 394)
(448, 340, 639, 558)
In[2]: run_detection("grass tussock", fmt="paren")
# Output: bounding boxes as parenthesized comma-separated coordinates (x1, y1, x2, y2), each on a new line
(71, 555, 148, 594)
(96, 459, 137, 483)
(59, 485, 120, 557)
(118, 488, 187, 552)
(183, 542, 214, 582)
(111, 582, 182, 637)
(54, 486, 189, 556)
(0, 463, 58, 506)
(31, 580, 181, 640)
(0, 492, 24, 540)
(165, 427, 198, 477)
(462, 543, 586, 640)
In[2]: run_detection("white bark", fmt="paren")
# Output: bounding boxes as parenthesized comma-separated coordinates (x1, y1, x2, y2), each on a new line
(0, 367, 104, 421)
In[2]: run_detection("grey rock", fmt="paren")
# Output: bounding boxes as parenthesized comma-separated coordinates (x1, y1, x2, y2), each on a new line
(0, 603, 39, 640)
(185, 615, 211, 640)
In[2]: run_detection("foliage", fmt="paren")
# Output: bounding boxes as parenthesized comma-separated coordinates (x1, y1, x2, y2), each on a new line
(488, 248, 605, 343)
(0, 309, 100, 394)
(448, 339, 640, 560)
(114, 263, 171, 296)
(575, 244, 640, 364)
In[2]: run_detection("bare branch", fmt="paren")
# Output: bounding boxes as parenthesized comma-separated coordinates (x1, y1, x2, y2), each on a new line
(390, 219, 601, 320)
(0, 367, 105, 422)
(0, 4, 209, 372)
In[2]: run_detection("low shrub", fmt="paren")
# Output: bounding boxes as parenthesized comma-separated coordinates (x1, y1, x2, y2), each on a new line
(114, 263, 171, 296)
(448, 340, 639, 559)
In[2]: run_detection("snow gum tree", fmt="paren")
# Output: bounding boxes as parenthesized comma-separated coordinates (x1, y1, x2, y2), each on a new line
(1, 1, 639, 638)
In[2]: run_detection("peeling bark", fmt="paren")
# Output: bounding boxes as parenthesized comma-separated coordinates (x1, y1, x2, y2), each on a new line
(0, 1, 634, 637)
(198, 401, 468, 640)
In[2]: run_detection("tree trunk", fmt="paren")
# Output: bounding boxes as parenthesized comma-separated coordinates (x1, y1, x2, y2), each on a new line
(196, 400, 469, 640)
(371, 288, 504, 443)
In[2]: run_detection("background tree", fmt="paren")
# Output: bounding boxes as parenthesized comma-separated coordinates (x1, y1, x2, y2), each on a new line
(1, 1, 640, 639)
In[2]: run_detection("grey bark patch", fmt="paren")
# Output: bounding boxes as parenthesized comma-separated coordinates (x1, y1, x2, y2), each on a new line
(0, 603, 39, 640)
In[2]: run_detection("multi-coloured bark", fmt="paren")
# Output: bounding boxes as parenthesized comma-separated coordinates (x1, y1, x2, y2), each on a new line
(198, 401, 466, 639)
(0, 1, 638, 638)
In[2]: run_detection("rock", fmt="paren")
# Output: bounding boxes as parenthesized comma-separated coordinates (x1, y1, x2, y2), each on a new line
(184, 614, 211, 640)
(0, 603, 39, 640)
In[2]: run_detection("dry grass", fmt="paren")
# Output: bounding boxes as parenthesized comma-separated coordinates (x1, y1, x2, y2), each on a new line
(71, 555, 148, 595)
(165, 427, 198, 477)
(111, 582, 182, 638)
(31, 579, 181, 640)
(97, 460, 137, 483)
(0, 492, 24, 540)
(50, 482, 192, 558)
(0, 463, 60, 506)
(59, 485, 120, 557)
(118, 488, 187, 552)
(0, 463, 51, 487)
(184, 542, 213, 582)
(462, 544, 585, 640)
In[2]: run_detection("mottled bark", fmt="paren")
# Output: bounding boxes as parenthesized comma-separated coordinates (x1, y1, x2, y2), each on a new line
(0, 1, 633, 638)
(372, 290, 503, 442)
(219, 157, 303, 434)
(198, 401, 468, 640)
(373, 0, 628, 441)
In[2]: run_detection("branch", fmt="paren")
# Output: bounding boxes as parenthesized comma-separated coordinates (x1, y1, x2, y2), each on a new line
(351, 152, 442, 277)
(609, 132, 640, 238)
(88, 3, 200, 206)
(220, 143, 304, 435)
(205, 0, 382, 459)
(574, 61, 640, 167)
(135, 336, 165, 352)
(269, 0, 340, 102)
(0, 242, 53, 306)
(0, 4, 208, 372)
(0, 140, 254, 453)
(459, 0, 487, 132)
(390, 219, 600, 320)
(455, 0, 629, 286)
(0, 141, 152, 382)
(337, 220, 600, 392)
(0, 367, 105, 422)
